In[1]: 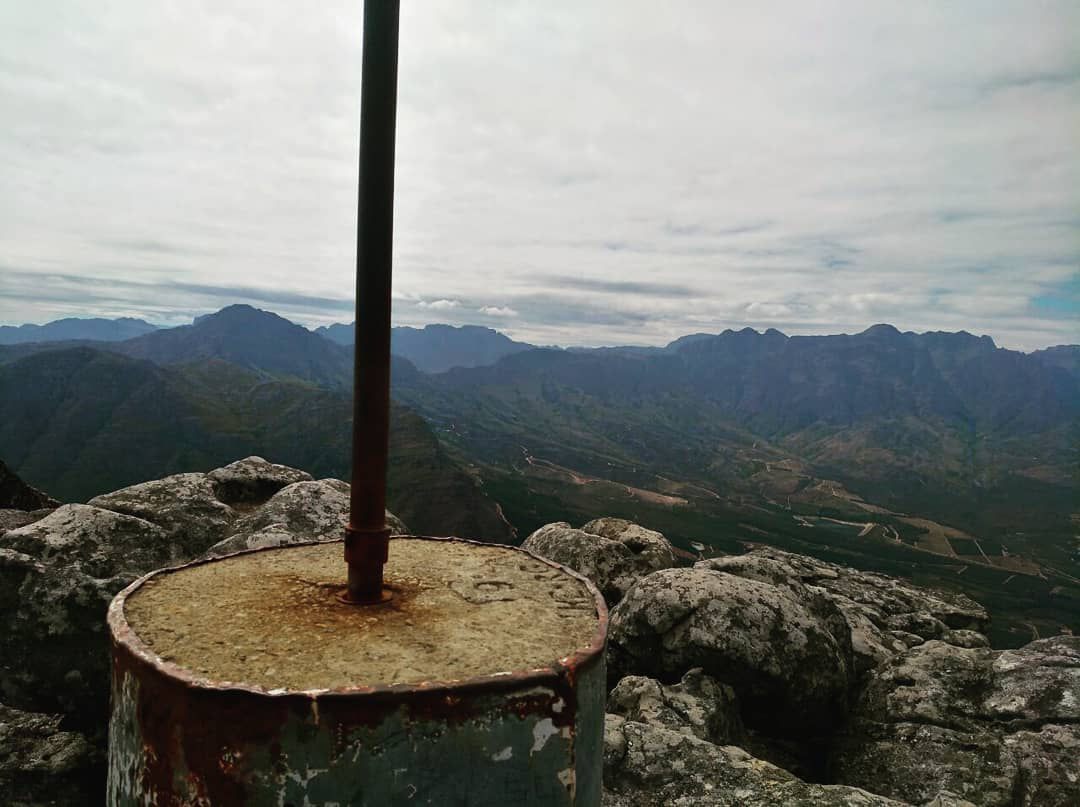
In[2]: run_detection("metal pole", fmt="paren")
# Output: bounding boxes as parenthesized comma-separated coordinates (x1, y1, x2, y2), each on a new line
(345, 0, 399, 604)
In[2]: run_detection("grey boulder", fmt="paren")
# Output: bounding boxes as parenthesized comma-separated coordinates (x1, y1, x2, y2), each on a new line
(0, 702, 101, 807)
(88, 472, 236, 559)
(607, 668, 744, 745)
(0, 509, 49, 536)
(607, 566, 854, 732)
(522, 518, 676, 604)
(833, 636, 1080, 807)
(699, 548, 989, 674)
(603, 715, 910, 807)
(0, 505, 171, 724)
(205, 479, 406, 557)
(207, 456, 314, 506)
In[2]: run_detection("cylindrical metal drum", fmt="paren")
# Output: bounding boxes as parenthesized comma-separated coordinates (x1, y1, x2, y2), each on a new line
(106, 537, 607, 806)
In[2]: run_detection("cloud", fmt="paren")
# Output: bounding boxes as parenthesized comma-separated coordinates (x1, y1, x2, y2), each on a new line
(0, 1, 1077, 350)
(478, 306, 518, 318)
(416, 299, 460, 311)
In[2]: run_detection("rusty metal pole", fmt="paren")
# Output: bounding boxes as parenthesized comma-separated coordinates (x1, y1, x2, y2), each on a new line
(346, 0, 399, 603)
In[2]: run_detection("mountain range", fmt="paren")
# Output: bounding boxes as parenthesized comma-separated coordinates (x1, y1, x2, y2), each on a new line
(317, 321, 533, 373)
(0, 317, 158, 344)
(1, 305, 1076, 644)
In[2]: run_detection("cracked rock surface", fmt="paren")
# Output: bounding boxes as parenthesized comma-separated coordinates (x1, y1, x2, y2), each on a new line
(0, 702, 101, 807)
(832, 636, 1080, 806)
(522, 517, 676, 605)
(519, 519, 1073, 807)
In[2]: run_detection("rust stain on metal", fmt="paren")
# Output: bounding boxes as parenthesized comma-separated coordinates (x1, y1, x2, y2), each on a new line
(108, 536, 608, 803)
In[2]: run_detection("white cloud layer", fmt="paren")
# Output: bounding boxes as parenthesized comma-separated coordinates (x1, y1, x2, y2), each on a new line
(0, 1, 1077, 349)
(416, 299, 460, 311)
(478, 306, 518, 318)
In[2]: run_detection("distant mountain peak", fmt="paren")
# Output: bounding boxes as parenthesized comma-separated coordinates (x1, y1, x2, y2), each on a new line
(194, 304, 283, 325)
(115, 304, 350, 388)
(860, 323, 904, 338)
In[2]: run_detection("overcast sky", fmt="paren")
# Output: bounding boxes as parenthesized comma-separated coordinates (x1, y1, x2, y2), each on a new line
(1, 2, 1077, 349)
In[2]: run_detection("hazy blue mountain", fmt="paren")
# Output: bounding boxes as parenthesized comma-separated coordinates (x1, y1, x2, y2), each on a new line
(316, 322, 534, 373)
(117, 304, 352, 388)
(314, 322, 355, 345)
(1032, 344, 1080, 381)
(0, 317, 158, 345)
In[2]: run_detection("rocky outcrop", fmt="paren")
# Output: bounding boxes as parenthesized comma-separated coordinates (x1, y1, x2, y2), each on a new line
(0, 703, 101, 807)
(3, 500, 1070, 807)
(602, 669, 980, 807)
(205, 478, 407, 557)
(88, 473, 237, 559)
(0, 460, 406, 734)
(0, 461, 58, 512)
(604, 715, 917, 806)
(606, 566, 855, 732)
(521, 518, 676, 604)
(0, 505, 171, 724)
(517, 519, 1078, 804)
(607, 668, 744, 745)
(207, 456, 314, 505)
(699, 548, 989, 674)
(832, 636, 1080, 806)
(0, 509, 50, 536)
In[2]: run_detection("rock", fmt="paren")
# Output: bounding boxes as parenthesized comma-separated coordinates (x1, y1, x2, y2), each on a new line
(522, 518, 676, 604)
(88, 473, 237, 559)
(386, 510, 407, 535)
(205, 479, 406, 556)
(580, 517, 677, 575)
(983, 636, 1080, 723)
(833, 636, 1080, 806)
(921, 795, 978, 807)
(0, 509, 50, 536)
(699, 548, 989, 673)
(607, 567, 854, 733)
(1002, 724, 1080, 807)
(0, 703, 102, 807)
(0, 461, 59, 511)
(603, 715, 907, 806)
(0, 505, 170, 724)
(607, 669, 744, 745)
(207, 456, 313, 506)
(941, 629, 989, 649)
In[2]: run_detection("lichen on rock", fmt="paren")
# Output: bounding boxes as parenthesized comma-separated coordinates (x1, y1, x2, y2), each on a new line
(521, 517, 676, 604)
(832, 636, 1080, 806)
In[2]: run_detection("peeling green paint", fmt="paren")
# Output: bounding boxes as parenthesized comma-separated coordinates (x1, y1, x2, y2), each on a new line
(108, 661, 605, 806)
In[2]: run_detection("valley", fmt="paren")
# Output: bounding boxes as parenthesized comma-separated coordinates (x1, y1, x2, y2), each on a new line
(2, 306, 1076, 647)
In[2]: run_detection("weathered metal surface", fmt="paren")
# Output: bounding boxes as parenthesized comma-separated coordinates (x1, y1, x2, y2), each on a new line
(347, 0, 399, 603)
(106, 537, 607, 805)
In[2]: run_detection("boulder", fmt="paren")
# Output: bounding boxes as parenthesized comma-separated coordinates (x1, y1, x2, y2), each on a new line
(699, 548, 989, 673)
(207, 456, 314, 506)
(0, 509, 50, 536)
(607, 567, 854, 733)
(205, 479, 406, 557)
(522, 518, 676, 604)
(88, 473, 237, 559)
(603, 715, 911, 806)
(0, 703, 102, 807)
(832, 636, 1080, 806)
(0, 505, 170, 725)
(607, 668, 744, 745)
